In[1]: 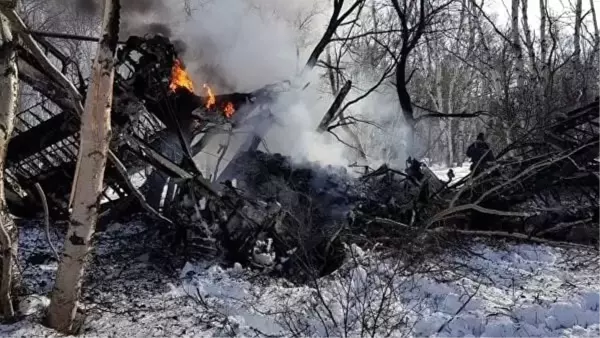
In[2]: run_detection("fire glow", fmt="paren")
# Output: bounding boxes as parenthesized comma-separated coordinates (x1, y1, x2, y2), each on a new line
(224, 102, 235, 118)
(203, 84, 216, 109)
(168, 58, 235, 118)
(168, 59, 194, 93)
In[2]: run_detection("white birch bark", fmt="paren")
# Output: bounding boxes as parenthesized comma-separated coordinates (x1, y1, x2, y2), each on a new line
(446, 66, 460, 167)
(0, 5, 19, 319)
(511, 0, 526, 88)
(538, 0, 550, 104)
(47, 0, 120, 332)
(573, 0, 584, 102)
(573, 0, 582, 65)
(539, 0, 547, 65)
(520, 0, 537, 77)
(432, 78, 449, 165)
(589, 0, 599, 85)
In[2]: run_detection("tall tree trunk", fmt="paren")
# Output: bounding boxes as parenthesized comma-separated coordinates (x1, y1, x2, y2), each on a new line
(539, 0, 549, 114)
(511, 0, 526, 88)
(395, 56, 416, 149)
(573, 0, 584, 102)
(520, 0, 537, 77)
(589, 0, 599, 83)
(446, 70, 459, 167)
(47, 0, 120, 332)
(539, 0, 547, 64)
(0, 5, 19, 319)
(303, 0, 364, 73)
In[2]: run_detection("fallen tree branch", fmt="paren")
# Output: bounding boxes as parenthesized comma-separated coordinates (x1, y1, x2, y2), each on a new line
(373, 217, 597, 250)
(449, 140, 599, 209)
(413, 103, 489, 122)
(415, 111, 489, 121)
(25, 29, 127, 44)
(437, 284, 481, 334)
(108, 151, 174, 225)
(317, 80, 352, 132)
(33, 183, 59, 262)
(426, 203, 535, 228)
(535, 218, 593, 237)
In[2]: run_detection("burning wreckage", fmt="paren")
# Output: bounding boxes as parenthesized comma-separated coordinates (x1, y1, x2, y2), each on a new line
(7, 34, 600, 278)
(9, 34, 358, 275)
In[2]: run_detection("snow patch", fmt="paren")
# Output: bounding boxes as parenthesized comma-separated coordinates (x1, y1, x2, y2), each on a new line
(3, 225, 598, 338)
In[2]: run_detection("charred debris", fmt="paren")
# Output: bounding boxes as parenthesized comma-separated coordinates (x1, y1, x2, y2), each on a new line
(8, 35, 599, 280)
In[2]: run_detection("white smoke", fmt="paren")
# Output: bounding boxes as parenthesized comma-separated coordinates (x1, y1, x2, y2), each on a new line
(134, 0, 412, 173)
(167, 0, 325, 91)
(160, 0, 360, 170)
(351, 85, 412, 169)
(264, 75, 351, 167)
(32, 0, 412, 182)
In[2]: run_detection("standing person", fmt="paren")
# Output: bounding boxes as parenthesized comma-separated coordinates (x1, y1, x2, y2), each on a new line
(466, 133, 495, 176)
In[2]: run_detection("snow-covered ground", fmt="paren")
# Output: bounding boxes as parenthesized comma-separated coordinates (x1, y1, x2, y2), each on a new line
(430, 162, 472, 182)
(1, 222, 598, 337)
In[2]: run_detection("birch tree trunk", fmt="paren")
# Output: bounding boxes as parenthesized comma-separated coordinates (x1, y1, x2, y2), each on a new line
(539, 0, 547, 68)
(539, 0, 549, 109)
(520, 0, 537, 77)
(446, 66, 459, 167)
(47, 0, 120, 332)
(589, 0, 599, 84)
(573, 0, 584, 102)
(0, 3, 19, 319)
(511, 0, 526, 88)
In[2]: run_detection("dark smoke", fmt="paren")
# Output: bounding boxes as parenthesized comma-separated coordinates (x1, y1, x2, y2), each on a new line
(74, 0, 171, 37)
(74, 0, 99, 15)
(146, 23, 172, 37)
(74, 0, 167, 15)
(172, 39, 187, 54)
(122, 0, 167, 15)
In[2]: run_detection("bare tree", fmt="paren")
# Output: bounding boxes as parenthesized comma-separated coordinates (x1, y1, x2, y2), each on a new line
(47, 0, 120, 332)
(572, 0, 584, 102)
(510, 0, 526, 88)
(0, 0, 19, 319)
(389, 0, 453, 149)
(304, 0, 366, 72)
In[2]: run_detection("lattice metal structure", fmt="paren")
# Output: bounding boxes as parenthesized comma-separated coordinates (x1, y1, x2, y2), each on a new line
(7, 35, 191, 218)
(9, 32, 265, 219)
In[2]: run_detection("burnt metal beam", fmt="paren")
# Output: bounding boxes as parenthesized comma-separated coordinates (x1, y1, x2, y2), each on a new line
(7, 112, 77, 163)
(25, 29, 127, 45)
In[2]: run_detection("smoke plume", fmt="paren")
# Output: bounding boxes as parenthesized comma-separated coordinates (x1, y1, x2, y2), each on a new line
(74, 0, 167, 16)
(73, 0, 409, 170)
(166, 0, 362, 171)
(73, 0, 172, 38)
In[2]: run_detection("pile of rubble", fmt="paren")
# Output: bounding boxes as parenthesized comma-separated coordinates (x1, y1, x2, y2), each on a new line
(166, 150, 445, 280)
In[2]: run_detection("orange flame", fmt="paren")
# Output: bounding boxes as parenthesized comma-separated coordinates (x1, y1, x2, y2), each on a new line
(224, 102, 235, 118)
(169, 59, 194, 93)
(168, 60, 235, 118)
(203, 84, 216, 109)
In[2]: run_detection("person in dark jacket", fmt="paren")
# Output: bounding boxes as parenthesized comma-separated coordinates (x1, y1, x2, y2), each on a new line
(466, 133, 495, 175)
